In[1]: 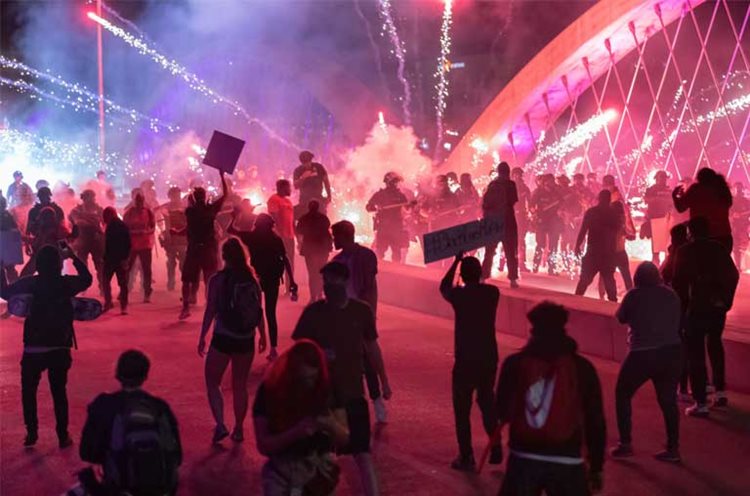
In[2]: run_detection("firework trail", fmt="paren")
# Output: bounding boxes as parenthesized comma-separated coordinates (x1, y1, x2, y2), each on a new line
(353, 0, 390, 100)
(434, 0, 454, 152)
(378, 0, 412, 126)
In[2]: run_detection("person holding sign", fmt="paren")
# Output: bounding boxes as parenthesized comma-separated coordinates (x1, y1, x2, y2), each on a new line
(293, 151, 332, 217)
(481, 162, 519, 288)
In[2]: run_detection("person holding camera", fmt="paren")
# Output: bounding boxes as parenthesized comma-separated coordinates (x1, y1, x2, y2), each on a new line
(1, 243, 92, 448)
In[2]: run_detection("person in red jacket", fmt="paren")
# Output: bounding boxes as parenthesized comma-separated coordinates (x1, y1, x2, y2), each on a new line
(672, 168, 733, 252)
(123, 193, 156, 303)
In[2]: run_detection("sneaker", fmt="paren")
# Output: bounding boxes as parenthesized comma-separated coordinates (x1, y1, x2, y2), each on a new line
(266, 348, 279, 362)
(510, 280, 520, 289)
(58, 433, 74, 449)
(654, 449, 681, 463)
(685, 403, 710, 417)
(23, 432, 38, 447)
(678, 392, 693, 403)
(178, 308, 190, 321)
(713, 392, 728, 408)
(450, 454, 476, 472)
(373, 397, 388, 424)
(230, 428, 244, 443)
(212, 424, 229, 444)
(610, 443, 634, 458)
(489, 446, 503, 465)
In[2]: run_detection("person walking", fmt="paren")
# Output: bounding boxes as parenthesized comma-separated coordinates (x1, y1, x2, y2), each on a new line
(178, 171, 227, 320)
(267, 179, 296, 294)
(253, 340, 348, 495)
(610, 262, 683, 463)
(293, 261, 391, 496)
(495, 302, 606, 496)
(1, 244, 93, 448)
(574, 190, 621, 302)
(673, 217, 739, 416)
(69, 189, 105, 292)
(296, 200, 333, 302)
(123, 192, 156, 303)
(230, 213, 297, 361)
(481, 162, 520, 287)
(440, 253, 502, 471)
(157, 186, 188, 292)
(198, 238, 267, 443)
(331, 221, 390, 423)
(78, 350, 182, 496)
(102, 207, 132, 315)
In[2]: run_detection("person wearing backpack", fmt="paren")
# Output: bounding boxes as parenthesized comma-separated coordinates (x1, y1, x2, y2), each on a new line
(495, 302, 605, 496)
(672, 217, 739, 416)
(610, 262, 683, 463)
(0, 243, 92, 448)
(198, 238, 267, 444)
(78, 349, 181, 496)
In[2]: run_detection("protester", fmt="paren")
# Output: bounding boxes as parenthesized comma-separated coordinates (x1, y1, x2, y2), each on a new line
(0, 194, 20, 288)
(69, 189, 105, 292)
(198, 238, 267, 443)
(78, 350, 181, 496)
(456, 173, 480, 214)
(6, 170, 33, 209)
(296, 200, 333, 302)
(253, 340, 348, 495)
(440, 253, 502, 471)
(157, 187, 188, 292)
(642, 171, 673, 263)
(366, 172, 410, 263)
(10, 182, 35, 238)
(293, 261, 391, 496)
(331, 221, 389, 423)
(598, 201, 633, 299)
(26, 186, 65, 238)
(20, 204, 70, 277)
(511, 167, 532, 272)
(531, 174, 563, 275)
(495, 302, 605, 496)
(574, 190, 621, 302)
(672, 167, 733, 252)
(731, 181, 749, 271)
(672, 217, 739, 416)
(229, 213, 296, 361)
(123, 193, 156, 303)
(0, 244, 93, 448)
(481, 162, 520, 287)
(611, 262, 682, 463)
(102, 207, 132, 315)
(293, 150, 332, 215)
(178, 171, 227, 320)
(267, 179, 296, 294)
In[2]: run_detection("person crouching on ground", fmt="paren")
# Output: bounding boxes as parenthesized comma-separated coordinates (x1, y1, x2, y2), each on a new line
(253, 340, 348, 495)
(495, 301, 605, 496)
(610, 262, 683, 463)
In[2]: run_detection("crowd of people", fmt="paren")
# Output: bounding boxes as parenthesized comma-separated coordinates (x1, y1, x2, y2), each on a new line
(0, 151, 746, 495)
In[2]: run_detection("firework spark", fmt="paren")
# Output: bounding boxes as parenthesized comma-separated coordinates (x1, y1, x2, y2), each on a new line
(434, 0, 454, 152)
(378, 0, 412, 125)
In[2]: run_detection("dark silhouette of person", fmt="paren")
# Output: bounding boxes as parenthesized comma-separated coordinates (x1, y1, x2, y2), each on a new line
(102, 207, 132, 315)
(672, 168, 733, 252)
(0, 194, 20, 287)
(672, 217, 739, 416)
(69, 190, 105, 293)
(511, 167, 532, 272)
(78, 350, 181, 496)
(20, 204, 70, 277)
(574, 190, 621, 302)
(178, 171, 227, 320)
(293, 151, 332, 215)
(366, 172, 410, 263)
(610, 262, 682, 463)
(0, 244, 92, 448)
(531, 174, 563, 275)
(229, 213, 296, 361)
(296, 200, 333, 302)
(157, 187, 188, 292)
(440, 253, 502, 471)
(26, 186, 65, 239)
(731, 182, 749, 270)
(495, 302, 605, 496)
(642, 170, 673, 262)
(481, 162, 520, 287)
(6, 170, 33, 209)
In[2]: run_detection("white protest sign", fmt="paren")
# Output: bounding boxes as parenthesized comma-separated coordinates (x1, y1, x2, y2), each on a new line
(422, 217, 505, 264)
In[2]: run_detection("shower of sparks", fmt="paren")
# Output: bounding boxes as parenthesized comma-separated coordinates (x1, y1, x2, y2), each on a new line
(0, 56, 178, 133)
(434, 0, 454, 150)
(378, 0, 412, 125)
(86, 12, 299, 150)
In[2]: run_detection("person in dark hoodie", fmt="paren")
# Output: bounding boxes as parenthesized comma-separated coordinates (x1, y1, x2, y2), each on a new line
(481, 162, 520, 287)
(495, 301, 605, 496)
(102, 207, 132, 315)
(673, 217, 739, 416)
(672, 168, 733, 252)
(1, 244, 92, 448)
(611, 262, 682, 463)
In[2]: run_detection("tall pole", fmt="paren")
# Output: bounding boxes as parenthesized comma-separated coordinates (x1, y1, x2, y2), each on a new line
(96, 0, 105, 165)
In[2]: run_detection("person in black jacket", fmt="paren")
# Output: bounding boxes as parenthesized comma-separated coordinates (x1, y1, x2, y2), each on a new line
(481, 162, 520, 287)
(79, 350, 181, 496)
(102, 207, 132, 315)
(673, 217, 739, 416)
(296, 200, 333, 302)
(495, 302, 605, 496)
(0, 244, 92, 448)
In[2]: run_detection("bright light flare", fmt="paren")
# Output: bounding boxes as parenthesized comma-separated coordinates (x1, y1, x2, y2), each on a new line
(434, 0, 454, 149)
(378, 0, 412, 125)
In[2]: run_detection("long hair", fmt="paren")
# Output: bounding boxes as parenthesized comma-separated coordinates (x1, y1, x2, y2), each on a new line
(221, 237, 255, 277)
(264, 340, 331, 433)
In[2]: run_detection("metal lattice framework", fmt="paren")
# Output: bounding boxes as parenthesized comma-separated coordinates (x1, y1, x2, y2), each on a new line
(442, 0, 750, 196)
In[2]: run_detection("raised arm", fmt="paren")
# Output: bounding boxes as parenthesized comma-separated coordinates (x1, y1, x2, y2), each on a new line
(575, 211, 590, 255)
(67, 251, 94, 295)
(440, 253, 462, 301)
(322, 167, 332, 203)
(672, 186, 688, 213)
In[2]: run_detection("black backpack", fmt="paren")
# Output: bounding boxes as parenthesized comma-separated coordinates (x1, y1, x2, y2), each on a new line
(105, 396, 179, 496)
(219, 270, 262, 335)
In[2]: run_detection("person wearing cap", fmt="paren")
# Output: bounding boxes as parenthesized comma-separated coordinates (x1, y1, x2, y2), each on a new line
(6, 170, 33, 209)
(482, 162, 520, 287)
(26, 186, 65, 239)
(69, 190, 105, 292)
(293, 151, 332, 216)
(642, 170, 673, 263)
(366, 172, 410, 263)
